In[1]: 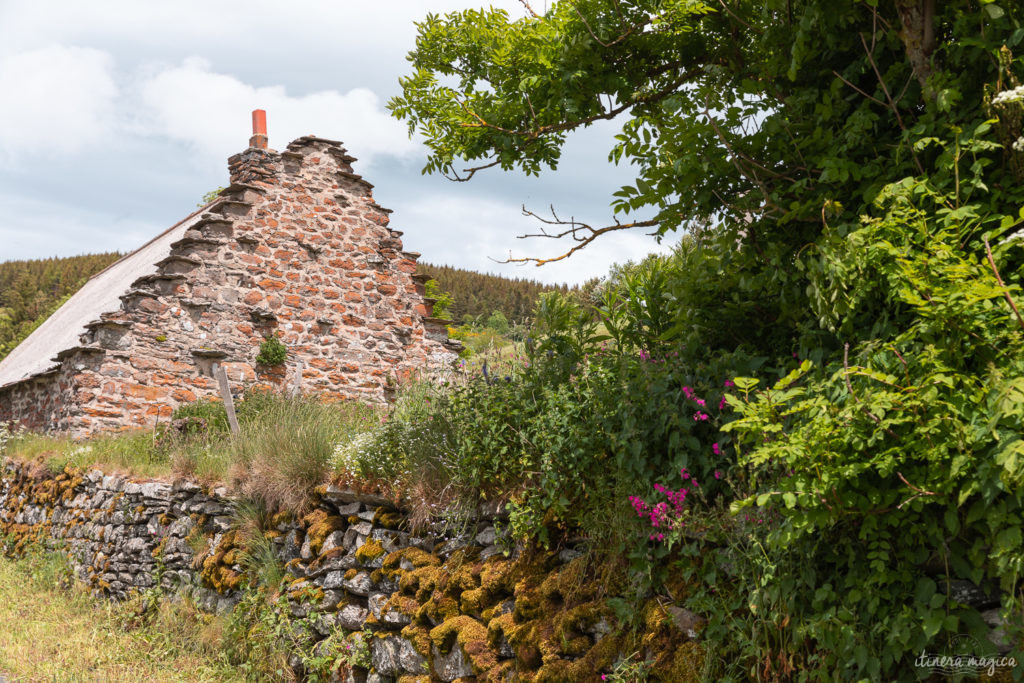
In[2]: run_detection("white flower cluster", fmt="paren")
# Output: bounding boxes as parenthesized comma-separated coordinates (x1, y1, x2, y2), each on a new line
(992, 85, 1024, 105)
(0, 421, 24, 453)
(333, 431, 377, 476)
(1014, 136, 1024, 153)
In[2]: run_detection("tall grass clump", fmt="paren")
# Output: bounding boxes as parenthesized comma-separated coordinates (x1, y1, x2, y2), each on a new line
(231, 498, 286, 590)
(231, 393, 380, 513)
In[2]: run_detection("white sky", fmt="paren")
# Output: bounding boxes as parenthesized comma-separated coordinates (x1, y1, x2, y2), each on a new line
(0, 1, 671, 284)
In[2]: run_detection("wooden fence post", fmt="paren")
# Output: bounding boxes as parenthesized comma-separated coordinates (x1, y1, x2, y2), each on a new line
(215, 364, 240, 435)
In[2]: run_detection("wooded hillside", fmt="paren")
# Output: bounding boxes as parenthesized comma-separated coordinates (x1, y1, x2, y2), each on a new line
(0, 253, 123, 362)
(417, 262, 569, 323)
(0, 253, 566, 363)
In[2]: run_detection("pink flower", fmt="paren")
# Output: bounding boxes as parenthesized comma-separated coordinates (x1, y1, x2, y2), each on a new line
(714, 470, 722, 480)
(693, 412, 709, 421)
(695, 398, 706, 407)
(719, 396, 728, 410)
(712, 443, 721, 455)
(724, 379, 734, 387)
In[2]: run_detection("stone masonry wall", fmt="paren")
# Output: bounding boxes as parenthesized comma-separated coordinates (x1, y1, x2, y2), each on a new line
(0, 458, 705, 681)
(0, 136, 458, 436)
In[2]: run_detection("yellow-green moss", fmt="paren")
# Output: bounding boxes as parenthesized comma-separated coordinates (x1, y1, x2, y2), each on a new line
(355, 538, 386, 564)
(270, 510, 293, 527)
(372, 508, 405, 529)
(429, 615, 497, 673)
(401, 623, 433, 657)
(302, 509, 344, 555)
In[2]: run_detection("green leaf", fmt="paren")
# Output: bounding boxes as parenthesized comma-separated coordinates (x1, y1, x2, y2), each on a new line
(983, 4, 1005, 19)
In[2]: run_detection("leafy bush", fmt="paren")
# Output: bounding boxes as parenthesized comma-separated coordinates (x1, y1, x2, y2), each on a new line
(424, 278, 454, 319)
(698, 178, 1024, 678)
(255, 334, 287, 366)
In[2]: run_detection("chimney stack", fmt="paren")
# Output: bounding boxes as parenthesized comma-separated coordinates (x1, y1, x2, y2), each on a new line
(249, 109, 268, 150)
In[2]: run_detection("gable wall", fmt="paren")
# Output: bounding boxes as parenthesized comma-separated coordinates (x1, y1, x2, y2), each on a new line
(0, 137, 456, 436)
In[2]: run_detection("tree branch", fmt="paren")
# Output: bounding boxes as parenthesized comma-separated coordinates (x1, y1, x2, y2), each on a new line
(573, 5, 650, 48)
(716, 0, 755, 30)
(984, 238, 1024, 332)
(858, 31, 925, 175)
(495, 206, 661, 265)
(832, 69, 889, 108)
(517, 0, 539, 18)
(457, 69, 699, 139)
(441, 158, 503, 182)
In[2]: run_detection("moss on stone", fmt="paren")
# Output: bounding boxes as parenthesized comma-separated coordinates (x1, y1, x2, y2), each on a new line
(302, 508, 344, 555)
(429, 615, 497, 673)
(401, 622, 433, 657)
(372, 508, 405, 529)
(355, 538, 385, 564)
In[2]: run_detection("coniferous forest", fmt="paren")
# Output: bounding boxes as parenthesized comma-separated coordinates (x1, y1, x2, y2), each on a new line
(416, 262, 569, 323)
(0, 253, 565, 363)
(0, 253, 123, 362)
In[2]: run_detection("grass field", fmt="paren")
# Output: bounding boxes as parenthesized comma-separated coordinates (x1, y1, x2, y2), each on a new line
(0, 550, 239, 682)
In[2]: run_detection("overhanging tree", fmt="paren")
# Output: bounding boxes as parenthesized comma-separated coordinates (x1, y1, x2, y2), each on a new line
(390, 0, 1023, 352)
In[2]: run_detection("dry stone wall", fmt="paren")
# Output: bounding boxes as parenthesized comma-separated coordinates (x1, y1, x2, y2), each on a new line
(0, 136, 458, 436)
(0, 459, 704, 681)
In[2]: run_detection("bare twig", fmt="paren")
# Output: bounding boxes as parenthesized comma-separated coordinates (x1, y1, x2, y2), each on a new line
(702, 99, 786, 216)
(896, 471, 937, 509)
(573, 5, 650, 47)
(832, 69, 889, 108)
(858, 32, 925, 175)
(984, 238, 1024, 332)
(517, 0, 539, 17)
(496, 205, 661, 265)
(716, 0, 754, 30)
(442, 158, 502, 182)
(859, 33, 904, 130)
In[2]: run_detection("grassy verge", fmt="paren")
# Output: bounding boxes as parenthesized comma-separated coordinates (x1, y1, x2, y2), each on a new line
(0, 548, 240, 681)
(4, 393, 383, 511)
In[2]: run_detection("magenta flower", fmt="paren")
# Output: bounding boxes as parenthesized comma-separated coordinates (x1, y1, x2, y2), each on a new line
(724, 379, 734, 387)
(693, 412, 710, 421)
(712, 442, 721, 455)
(714, 470, 722, 480)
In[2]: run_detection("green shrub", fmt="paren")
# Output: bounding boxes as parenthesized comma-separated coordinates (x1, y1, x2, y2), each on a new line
(424, 278, 454, 319)
(701, 177, 1024, 678)
(255, 334, 287, 366)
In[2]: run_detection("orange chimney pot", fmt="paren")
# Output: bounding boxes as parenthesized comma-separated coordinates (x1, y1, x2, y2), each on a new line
(249, 109, 268, 149)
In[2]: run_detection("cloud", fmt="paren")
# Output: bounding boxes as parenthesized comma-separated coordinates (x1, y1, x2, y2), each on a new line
(0, 45, 118, 159)
(0, 192, 159, 261)
(134, 57, 419, 169)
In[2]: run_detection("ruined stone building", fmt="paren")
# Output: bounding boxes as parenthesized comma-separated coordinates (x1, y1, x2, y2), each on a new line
(0, 111, 458, 436)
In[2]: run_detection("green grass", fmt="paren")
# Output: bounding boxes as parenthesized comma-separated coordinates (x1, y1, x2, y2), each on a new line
(10, 430, 171, 478)
(3, 393, 383, 514)
(0, 547, 241, 681)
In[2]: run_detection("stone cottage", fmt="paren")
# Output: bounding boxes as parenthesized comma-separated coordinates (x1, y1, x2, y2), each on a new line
(0, 111, 459, 436)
